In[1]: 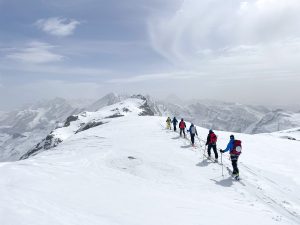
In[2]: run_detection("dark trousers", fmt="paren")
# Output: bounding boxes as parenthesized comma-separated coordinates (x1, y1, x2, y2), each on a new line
(191, 134, 195, 145)
(207, 144, 218, 159)
(230, 155, 239, 175)
(173, 123, 177, 131)
(180, 128, 186, 137)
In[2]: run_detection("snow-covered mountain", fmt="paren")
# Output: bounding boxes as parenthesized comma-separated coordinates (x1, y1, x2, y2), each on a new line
(1, 97, 299, 225)
(249, 110, 300, 134)
(0, 98, 82, 162)
(2, 93, 300, 162)
(0, 94, 133, 162)
(20, 94, 154, 160)
(86, 92, 124, 111)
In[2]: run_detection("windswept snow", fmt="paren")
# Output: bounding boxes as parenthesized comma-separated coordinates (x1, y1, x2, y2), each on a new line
(0, 98, 300, 225)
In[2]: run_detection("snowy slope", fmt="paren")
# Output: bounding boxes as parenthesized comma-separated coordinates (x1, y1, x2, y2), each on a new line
(0, 99, 300, 225)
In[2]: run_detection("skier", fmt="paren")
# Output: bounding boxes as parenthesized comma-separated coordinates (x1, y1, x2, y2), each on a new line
(179, 118, 186, 138)
(172, 117, 178, 131)
(166, 117, 172, 130)
(205, 130, 218, 162)
(188, 123, 198, 146)
(220, 135, 241, 180)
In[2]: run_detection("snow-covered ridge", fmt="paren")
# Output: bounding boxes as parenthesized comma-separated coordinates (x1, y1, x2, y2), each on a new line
(20, 96, 154, 159)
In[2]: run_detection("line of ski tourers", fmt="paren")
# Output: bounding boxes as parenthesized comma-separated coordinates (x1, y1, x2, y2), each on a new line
(166, 117, 242, 180)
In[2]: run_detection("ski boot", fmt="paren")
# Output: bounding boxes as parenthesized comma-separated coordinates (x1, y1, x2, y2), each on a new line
(233, 173, 240, 181)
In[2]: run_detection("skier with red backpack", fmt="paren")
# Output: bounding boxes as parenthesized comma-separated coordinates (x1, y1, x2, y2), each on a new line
(205, 130, 218, 162)
(179, 118, 186, 138)
(220, 135, 242, 180)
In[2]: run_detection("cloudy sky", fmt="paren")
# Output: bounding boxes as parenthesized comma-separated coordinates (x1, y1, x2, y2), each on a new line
(0, 0, 299, 109)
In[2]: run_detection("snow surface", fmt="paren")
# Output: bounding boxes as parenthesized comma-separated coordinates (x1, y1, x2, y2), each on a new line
(0, 98, 300, 225)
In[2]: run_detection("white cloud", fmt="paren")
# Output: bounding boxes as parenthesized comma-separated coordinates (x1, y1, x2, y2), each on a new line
(6, 42, 64, 64)
(35, 17, 80, 37)
(149, 0, 300, 76)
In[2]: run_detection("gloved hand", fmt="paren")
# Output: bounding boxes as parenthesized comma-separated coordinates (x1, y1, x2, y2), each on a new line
(220, 149, 224, 153)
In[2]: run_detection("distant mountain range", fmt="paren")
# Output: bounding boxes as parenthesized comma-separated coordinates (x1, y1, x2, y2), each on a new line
(149, 98, 300, 134)
(1, 93, 300, 162)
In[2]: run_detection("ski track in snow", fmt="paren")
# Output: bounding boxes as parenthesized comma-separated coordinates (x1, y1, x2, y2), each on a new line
(1, 107, 300, 225)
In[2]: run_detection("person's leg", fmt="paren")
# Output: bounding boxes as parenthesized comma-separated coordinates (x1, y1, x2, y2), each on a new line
(207, 144, 212, 157)
(183, 129, 186, 138)
(235, 156, 239, 174)
(191, 134, 195, 145)
(213, 144, 218, 159)
(230, 155, 238, 175)
(180, 129, 182, 136)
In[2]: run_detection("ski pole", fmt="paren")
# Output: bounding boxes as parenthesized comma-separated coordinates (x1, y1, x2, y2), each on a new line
(221, 150, 224, 177)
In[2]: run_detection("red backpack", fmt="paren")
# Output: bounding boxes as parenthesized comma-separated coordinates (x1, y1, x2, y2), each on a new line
(179, 121, 185, 129)
(231, 140, 242, 155)
(210, 133, 217, 144)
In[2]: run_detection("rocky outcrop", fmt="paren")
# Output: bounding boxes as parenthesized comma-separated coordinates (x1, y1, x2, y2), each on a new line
(130, 95, 154, 116)
(139, 101, 155, 116)
(75, 121, 106, 133)
(20, 133, 63, 160)
(64, 115, 79, 127)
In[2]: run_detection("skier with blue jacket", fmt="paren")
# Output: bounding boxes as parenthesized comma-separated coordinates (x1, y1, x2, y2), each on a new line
(220, 135, 242, 180)
(187, 123, 198, 146)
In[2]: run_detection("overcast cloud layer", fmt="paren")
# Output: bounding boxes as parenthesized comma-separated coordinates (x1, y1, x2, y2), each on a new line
(0, 0, 299, 109)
